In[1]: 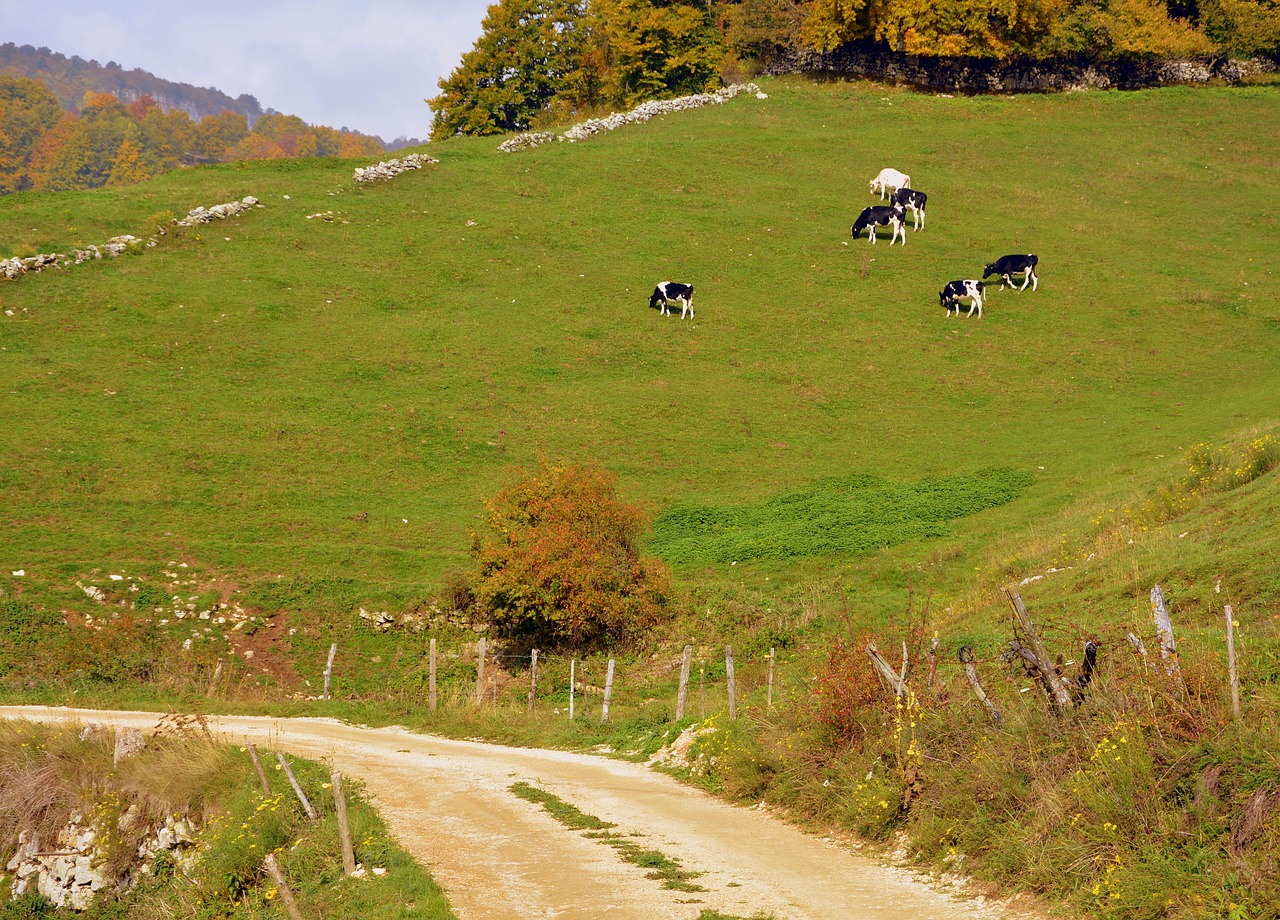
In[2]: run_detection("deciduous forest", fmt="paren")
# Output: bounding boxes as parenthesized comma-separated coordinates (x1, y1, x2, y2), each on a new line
(429, 0, 1280, 137)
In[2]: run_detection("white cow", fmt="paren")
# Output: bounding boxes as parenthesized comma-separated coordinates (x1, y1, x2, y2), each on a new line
(869, 167, 911, 200)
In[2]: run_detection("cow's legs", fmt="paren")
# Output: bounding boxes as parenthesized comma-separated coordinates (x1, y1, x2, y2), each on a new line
(1019, 271, 1030, 291)
(1029, 269, 1038, 291)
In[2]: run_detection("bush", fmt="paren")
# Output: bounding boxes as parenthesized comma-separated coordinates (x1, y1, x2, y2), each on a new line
(470, 461, 670, 648)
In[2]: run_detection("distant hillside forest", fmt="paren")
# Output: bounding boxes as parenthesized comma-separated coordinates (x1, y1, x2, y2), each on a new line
(0, 75, 391, 195)
(0, 42, 264, 124)
(429, 0, 1280, 137)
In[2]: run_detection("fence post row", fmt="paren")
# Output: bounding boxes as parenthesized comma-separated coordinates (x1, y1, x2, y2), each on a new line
(569, 659, 576, 720)
(475, 638, 487, 705)
(601, 659, 616, 723)
(676, 645, 693, 720)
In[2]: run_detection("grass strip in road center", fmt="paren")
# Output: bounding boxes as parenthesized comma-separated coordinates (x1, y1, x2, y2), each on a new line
(510, 782, 706, 892)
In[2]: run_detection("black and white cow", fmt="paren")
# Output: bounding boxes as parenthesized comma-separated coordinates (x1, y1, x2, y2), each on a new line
(649, 281, 695, 318)
(940, 280, 986, 318)
(891, 187, 927, 231)
(983, 254, 1039, 291)
(851, 204, 906, 246)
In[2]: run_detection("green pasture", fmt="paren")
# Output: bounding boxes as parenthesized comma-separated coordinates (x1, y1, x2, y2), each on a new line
(1, 78, 1278, 618)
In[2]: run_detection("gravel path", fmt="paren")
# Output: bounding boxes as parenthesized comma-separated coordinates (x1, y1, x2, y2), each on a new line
(2, 706, 1005, 920)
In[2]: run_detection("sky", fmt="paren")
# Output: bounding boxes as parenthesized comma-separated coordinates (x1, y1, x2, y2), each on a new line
(0, 0, 493, 140)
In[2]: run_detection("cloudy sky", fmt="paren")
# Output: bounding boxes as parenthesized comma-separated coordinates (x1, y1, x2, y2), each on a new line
(0, 0, 493, 140)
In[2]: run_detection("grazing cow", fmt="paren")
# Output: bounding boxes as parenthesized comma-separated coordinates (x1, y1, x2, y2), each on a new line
(940, 280, 986, 318)
(649, 281, 695, 318)
(983, 254, 1039, 291)
(851, 204, 906, 246)
(869, 168, 911, 200)
(892, 187, 927, 231)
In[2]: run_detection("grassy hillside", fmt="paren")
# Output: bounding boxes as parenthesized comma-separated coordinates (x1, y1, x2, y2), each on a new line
(3, 76, 1280, 919)
(2, 78, 1278, 617)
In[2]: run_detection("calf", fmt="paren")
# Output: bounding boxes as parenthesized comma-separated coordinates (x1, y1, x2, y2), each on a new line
(869, 167, 911, 200)
(851, 204, 906, 246)
(940, 280, 986, 318)
(649, 281, 695, 318)
(983, 254, 1039, 291)
(892, 187, 927, 230)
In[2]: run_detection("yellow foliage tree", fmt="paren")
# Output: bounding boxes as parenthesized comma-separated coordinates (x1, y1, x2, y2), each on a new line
(106, 137, 151, 187)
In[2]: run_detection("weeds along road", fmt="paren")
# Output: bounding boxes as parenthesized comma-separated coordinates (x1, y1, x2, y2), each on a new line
(3, 707, 1001, 920)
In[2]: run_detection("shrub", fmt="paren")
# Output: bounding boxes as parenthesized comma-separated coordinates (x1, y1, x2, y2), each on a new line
(470, 461, 670, 648)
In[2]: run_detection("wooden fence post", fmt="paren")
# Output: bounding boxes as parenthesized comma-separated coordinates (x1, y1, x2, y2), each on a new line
(263, 853, 304, 920)
(675, 645, 692, 720)
(332, 771, 357, 876)
(1005, 587, 1073, 712)
(246, 743, 271, 794)
(528, 649, 539, 714)
(569, 659, 576, 720)
(926, 635, 940, 696)
(277, 753, 317, 821)
(699, 665, 705, 719)
(322, 642, 338, 700)
(767, 647, 775, 710)
(865, 642, 906, 697)
(1225, 605, 1241, 719)
(1150, 585, 1185, 692)
(725, 646, 737, 719)
(475, 638, 487, 705)
(207, 657, 223, 697)
(958, 646, 1003, 726)
(601, 659, 616, 722)
(428, 638, 437, 713)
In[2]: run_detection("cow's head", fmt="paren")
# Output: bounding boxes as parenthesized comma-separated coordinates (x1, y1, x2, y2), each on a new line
(939, 290, 951, 308)
(649, 287, 664, 310)
(982, 263, 998, 279)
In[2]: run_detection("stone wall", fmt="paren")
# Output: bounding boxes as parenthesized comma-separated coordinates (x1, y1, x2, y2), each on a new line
(765, 44, 1276, 93)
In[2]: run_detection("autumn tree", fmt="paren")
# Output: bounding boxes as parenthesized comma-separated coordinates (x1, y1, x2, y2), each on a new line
(40, 92, 140, 190)
(1200, 0, 1280, 54)
(192, 111, 248, 163)
(106, 136, 151, 186)
(725, 0, 808, 64)
(592, 0, 725, 105)
(430, 0, 598, 139)
(0, 75, 61, 193)
(469, 462, 670, 648)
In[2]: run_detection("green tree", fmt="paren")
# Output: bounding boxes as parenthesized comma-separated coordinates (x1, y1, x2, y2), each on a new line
(469, 462, 670, 648)
(429, 0, 596, 139)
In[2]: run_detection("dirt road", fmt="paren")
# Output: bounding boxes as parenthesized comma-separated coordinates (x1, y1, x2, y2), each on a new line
(2, 706, 1001, 920)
